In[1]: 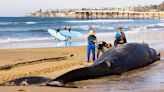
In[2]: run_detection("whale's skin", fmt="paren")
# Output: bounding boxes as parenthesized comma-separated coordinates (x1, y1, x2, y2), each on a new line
(47, 43, 160, 86)
(0, 77, 52, 86)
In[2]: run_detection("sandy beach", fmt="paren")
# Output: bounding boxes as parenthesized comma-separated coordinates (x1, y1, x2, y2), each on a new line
(0, 46, 98, 92)
(0, 0, 163, 92)
(0, 46, 89, 82)
(0, 46, 163, 92)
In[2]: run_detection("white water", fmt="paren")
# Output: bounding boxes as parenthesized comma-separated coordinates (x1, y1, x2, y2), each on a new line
(0, 21, 38, 25)
(0, 37, 53, 43)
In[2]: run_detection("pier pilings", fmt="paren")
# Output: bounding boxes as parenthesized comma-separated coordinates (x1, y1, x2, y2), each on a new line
(75, 11, 164, 19)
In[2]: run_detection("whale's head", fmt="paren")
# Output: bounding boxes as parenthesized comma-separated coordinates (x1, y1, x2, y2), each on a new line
(149, 48, 160, 61)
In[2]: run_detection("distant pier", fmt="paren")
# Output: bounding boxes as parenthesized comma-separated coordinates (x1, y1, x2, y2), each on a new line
(75, 10, 164, 19)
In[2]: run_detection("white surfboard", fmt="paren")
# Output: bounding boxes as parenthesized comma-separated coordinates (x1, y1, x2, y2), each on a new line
(60, 30, 82, 38)
(48, 29, 67, 41)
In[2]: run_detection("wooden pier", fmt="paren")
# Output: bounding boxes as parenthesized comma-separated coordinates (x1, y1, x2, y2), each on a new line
(75, 10, 164, 19)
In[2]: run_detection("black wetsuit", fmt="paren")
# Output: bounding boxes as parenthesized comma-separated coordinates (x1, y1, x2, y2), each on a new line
(67, 28, 71, 40)
(56, 29, 60, 33)
(68, 28, 71, 32)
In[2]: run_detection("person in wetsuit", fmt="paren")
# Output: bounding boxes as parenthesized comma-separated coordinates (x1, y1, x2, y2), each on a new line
(97, 41, 112, 58)
(68, 26, 71, 32)
(56, 27, 60, 33)
(87, 29, 97, 62)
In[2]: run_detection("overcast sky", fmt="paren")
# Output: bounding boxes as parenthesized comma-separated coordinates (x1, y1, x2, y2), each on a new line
(0, 0, 163, 17)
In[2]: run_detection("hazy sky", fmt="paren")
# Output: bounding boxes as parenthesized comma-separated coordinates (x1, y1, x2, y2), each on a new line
(0, 0, 163, 16)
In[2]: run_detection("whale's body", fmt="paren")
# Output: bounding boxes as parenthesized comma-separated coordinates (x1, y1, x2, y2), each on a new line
(47, 43, 160, 86)
(1, 43, 160, 87)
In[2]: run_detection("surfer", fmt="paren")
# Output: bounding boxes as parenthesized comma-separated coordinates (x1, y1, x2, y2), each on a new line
(87, 29, 97, 62)
(65, 26, 72, 40)
(114, 27, 127, 47)
(64, 26, 67, 30)
(97, 41, 112, 58)
(68, 26, 71, 32)
(67, 26, 72, 40)
(56, 27, 60, 33)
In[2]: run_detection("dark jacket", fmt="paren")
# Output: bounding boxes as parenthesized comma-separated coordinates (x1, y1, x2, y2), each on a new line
(114, 36, 127, 47)
(88, 35, 97, 46)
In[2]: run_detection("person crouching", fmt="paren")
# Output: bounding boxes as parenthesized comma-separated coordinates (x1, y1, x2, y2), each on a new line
(97, 41, 112, 58)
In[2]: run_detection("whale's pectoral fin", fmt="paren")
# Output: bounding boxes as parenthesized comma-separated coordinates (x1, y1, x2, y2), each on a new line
(46, 81, 78, 88)
(46, 81, 64, 87)
(103, 59, 123, 75)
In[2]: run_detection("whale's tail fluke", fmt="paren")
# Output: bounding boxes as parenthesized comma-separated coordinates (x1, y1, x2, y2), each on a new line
(47, 62, 111, 86)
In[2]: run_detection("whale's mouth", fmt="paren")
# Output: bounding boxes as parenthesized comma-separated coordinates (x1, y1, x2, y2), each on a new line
(157, 53, 161, 60)
(150, 48, 161, 61)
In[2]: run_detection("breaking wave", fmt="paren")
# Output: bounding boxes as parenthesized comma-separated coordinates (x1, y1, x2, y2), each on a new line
(0, 37, 53, 43)
(0, 21, 38, 25)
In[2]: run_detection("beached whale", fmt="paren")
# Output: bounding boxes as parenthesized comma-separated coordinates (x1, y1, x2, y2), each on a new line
(1, 43, 160, 87)
(47, 43, 160, 86)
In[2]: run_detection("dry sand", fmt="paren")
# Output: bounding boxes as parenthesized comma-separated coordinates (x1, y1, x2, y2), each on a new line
(0, 46, 163, 92)
(0, 46, 89, 83)
(0, 46, 98, 92)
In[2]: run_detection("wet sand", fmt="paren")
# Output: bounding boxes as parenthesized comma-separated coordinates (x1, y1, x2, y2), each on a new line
(0, 46, 163, 92)
(0, 86, 97, 92)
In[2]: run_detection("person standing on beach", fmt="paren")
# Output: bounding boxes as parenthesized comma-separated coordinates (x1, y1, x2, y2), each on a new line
(114, 27, 127, 46)
(87, 29, 97, 62)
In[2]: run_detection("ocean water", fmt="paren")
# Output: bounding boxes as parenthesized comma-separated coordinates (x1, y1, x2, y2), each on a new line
(0, 17, 163, 51)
